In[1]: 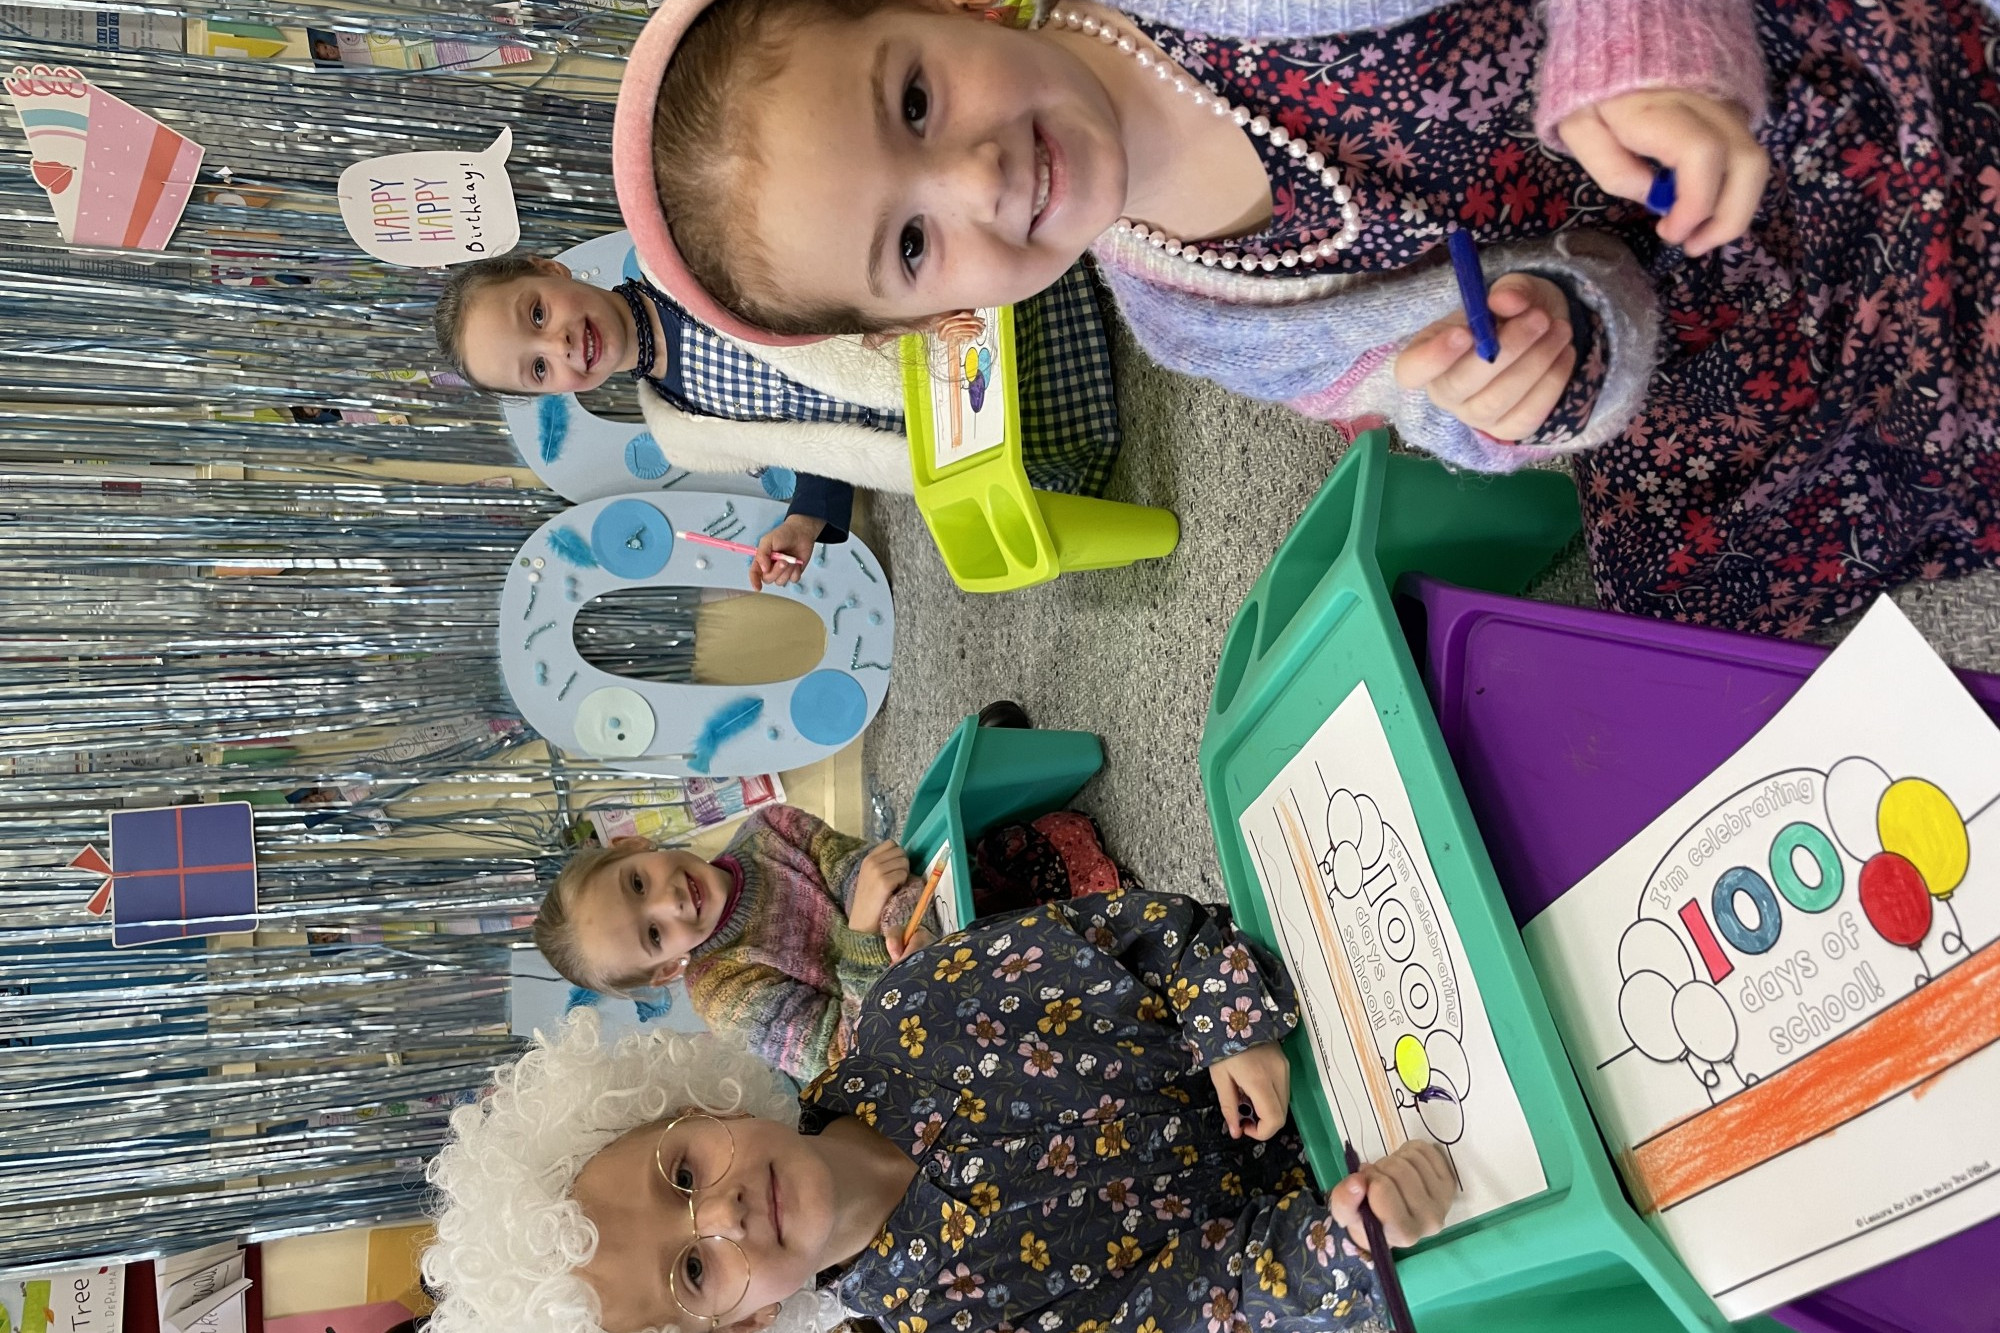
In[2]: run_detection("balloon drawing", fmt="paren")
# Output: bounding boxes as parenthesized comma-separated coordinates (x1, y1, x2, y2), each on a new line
(935, 312, 1002, 459)
(1314, 787, 1472, 1146)
(1615, 918, 1744, 1099)
(1612, 758, 1989, 1100)
(1835, 764, 1973, 967)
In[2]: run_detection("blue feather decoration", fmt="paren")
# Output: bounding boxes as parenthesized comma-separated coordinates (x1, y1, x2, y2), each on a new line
(547, 527, 597, 568)
(538, 395, 571, 464)
(689, 695, 763, 773)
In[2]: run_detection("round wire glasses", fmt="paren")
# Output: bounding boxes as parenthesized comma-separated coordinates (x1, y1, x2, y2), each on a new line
(654, 1113, 753, 1327)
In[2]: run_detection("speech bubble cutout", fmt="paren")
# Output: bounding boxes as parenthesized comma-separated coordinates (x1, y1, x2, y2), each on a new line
(337, 128, 520, 267)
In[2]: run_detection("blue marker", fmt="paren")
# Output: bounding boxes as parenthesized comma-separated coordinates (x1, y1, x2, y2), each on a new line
(1646, 164, 1677, 216)
(1447, 228, 1500, 362)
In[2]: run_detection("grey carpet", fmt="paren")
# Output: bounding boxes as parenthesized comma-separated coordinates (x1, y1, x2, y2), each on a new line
(857, 310, 2000, 903)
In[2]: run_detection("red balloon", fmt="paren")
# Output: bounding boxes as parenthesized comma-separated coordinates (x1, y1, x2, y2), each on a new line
(1860, 852, 1932, 949)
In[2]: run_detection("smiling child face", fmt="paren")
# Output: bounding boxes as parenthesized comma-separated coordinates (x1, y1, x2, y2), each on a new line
(570, 847, 737, 990)
(742, 2, 1129, 328)
(456, 258, 638, 395)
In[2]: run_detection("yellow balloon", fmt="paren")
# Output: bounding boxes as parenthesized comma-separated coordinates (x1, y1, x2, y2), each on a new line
(963, 348, 981, 381)
(1393, 1033, 1430, 1094)
(1877, 778, 1968, 898)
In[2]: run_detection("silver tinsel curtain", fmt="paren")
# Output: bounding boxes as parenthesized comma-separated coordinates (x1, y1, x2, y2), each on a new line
(0, 1, 676, 1275)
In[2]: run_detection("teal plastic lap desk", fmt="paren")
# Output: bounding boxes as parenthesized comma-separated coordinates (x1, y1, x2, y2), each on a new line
(901, 716, 1106, 931)
(1198, 431, 1784, 1333)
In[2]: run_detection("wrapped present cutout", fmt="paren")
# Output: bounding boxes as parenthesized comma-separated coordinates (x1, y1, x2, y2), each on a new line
(102, 802, 259, 947)
(6, 63, 204, 250)
(70, 842, 113, 914)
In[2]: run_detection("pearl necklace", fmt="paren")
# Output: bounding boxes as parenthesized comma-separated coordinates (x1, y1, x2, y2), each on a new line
(1045, 6, 1361, 271)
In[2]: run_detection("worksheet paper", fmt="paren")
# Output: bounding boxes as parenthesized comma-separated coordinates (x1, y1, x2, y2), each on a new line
(1524, 598, 2000, 1316)
(926, 310, 1009, 470)
(1238, 680, 1547, 1226)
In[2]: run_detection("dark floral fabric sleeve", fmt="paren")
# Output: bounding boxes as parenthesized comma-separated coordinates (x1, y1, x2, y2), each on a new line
(1065, 888, 1299, 1070)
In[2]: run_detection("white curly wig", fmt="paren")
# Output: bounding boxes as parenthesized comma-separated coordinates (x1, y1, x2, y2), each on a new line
(423, 1009, 850, 1333)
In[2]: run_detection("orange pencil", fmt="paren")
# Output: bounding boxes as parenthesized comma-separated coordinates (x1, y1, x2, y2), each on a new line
(901, 857, 949, 949)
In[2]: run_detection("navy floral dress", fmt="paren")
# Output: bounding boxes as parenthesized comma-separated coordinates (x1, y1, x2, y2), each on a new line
(801, 888, 1391, 1333)
(1128, 0, 2000, 635)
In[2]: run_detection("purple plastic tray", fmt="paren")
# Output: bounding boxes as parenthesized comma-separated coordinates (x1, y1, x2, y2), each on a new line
(1401, 576, 1999, 1333)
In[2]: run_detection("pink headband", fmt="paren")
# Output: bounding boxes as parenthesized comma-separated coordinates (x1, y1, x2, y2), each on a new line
(612, 0, 823, 347)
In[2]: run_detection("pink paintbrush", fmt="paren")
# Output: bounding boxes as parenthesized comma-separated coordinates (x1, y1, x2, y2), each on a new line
(675, 529, 805, 566)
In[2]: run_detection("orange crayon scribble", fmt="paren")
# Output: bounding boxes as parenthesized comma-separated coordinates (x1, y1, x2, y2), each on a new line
(1632, 939, 2000, 1212)
(1276, 800, 1404, 1150)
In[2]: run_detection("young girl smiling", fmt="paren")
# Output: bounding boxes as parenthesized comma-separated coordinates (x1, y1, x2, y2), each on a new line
(614, 0, 2000, 635)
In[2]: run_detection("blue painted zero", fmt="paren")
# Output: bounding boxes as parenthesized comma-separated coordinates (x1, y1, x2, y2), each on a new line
(790, 669, 868, 746)
(1712, 866, 1783, 955)
(590, 499, 674, 579)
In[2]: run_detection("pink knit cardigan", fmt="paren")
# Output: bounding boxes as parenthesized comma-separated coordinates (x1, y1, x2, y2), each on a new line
(1536, 0, 1770, 147)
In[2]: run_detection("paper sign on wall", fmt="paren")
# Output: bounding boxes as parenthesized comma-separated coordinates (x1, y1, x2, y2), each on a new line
(1524, 598, 2000, 1316)
(1237, 681, 1547, 1226)
(337, 129, 518, 267)
(5, 63, 203, 250)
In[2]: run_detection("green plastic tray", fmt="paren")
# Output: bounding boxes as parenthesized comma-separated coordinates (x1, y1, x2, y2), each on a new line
(1198, 431, 1783, 1333)
(901, 716, 1106, 930)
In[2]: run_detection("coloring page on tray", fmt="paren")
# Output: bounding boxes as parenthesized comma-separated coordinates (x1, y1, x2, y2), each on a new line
(927, 309, 1008, 471)
(1238, 680, 1547, 1227)
(1524, 597, 2000, 1318)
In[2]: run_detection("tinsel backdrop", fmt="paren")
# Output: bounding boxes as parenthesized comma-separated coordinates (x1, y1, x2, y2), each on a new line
(0, 0, 679, 1274)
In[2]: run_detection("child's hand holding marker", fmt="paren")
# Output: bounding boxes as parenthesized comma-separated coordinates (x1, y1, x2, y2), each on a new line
(1329, 1140, 1457, 1251)
(1209, 1042, 1292, 1141)
(1395, 250, 1577, 443)
(750, 513, 824, 591)
(1559, 89, 1770, 256)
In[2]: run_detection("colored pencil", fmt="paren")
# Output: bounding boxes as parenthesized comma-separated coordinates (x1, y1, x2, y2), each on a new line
(1446, 228, 1500, 362)
(901, 856, 949, 949)
(1646, 164, 1678, 216)
(675, 530, 804, 566)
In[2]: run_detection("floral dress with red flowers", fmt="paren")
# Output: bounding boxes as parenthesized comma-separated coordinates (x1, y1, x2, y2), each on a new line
(1125, 0, 2000, 635)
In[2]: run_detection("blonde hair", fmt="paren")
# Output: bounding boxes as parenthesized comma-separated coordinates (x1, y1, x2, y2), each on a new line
(535, 839, 657, 993)
(651, 0, 911, 338)
(423, 1010, 845, 1333)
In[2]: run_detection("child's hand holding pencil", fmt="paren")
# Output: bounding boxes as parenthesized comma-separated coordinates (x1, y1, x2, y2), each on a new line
(1394, 264, 1577, 444)
(888, 855, 947, 962)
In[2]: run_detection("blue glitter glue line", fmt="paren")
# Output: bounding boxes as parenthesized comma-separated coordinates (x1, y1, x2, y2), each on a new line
(850, 637, 890, 671)
(851, 550, 879, 582)
(547, 526, 597, 568)
(538, 396, 570, 464)
(524, 619, 557, 650)
(557, 671, 579, 700)
(702, 502, 737, 536)
(522, 585, 538, 619)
